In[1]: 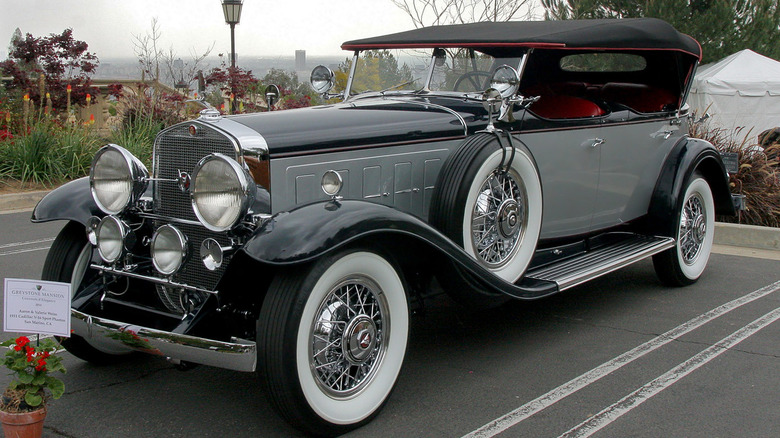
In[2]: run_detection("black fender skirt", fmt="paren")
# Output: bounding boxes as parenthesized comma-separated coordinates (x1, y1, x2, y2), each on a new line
(647, 136, 736, 236)
(31, 177, 101, 225)
(241, 200, 558, 300)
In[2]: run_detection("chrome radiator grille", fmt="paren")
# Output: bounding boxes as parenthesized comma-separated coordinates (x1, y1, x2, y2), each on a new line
(152, 122, 239, 298)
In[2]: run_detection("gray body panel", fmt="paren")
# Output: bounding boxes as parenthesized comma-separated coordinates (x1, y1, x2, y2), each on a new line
(268, 116, 683, 240)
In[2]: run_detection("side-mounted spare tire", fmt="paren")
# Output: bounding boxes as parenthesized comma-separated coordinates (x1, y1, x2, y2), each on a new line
(429, 132, 543, 305)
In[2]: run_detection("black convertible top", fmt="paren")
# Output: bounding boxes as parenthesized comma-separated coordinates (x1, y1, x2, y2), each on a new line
(342, 18, 701, 60)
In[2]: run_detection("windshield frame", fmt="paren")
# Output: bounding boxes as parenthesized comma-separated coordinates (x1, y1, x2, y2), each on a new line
(341, 48, 530, 100)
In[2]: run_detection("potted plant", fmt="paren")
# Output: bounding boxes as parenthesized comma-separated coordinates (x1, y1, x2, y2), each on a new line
(0, 336, 65, 438)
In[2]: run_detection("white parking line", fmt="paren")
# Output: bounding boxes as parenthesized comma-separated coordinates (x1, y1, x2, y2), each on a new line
(0, 238, 55, 249)
(462, 279, 780, 438)
(559, 306, 780, 438)
(0, 246, 51, 257)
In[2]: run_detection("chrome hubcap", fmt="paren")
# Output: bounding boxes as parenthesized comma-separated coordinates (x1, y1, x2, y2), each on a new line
(472, 169, 528, 268)
(679, 193, 706, 265)
(310, 277, 388, 397)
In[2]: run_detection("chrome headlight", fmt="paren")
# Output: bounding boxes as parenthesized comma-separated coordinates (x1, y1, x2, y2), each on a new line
(90, 144, 149, 215)
(96, 216, 128, 263)
(151, 225, 188, 275)
(191, 154, 256, 232)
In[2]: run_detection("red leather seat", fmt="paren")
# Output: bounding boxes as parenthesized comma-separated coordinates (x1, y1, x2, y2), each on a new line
(599, 83, 677, 113)
(528, 95, 606, 119)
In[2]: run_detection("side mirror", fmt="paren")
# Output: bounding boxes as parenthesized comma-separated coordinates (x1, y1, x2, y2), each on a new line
(310, 65, 335, 95)
(490, 65, 520, 98)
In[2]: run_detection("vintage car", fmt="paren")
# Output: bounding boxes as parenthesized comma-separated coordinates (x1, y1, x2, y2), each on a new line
(32, 18, 735, 436)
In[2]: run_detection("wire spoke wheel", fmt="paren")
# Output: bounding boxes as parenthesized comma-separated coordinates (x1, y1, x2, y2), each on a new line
(311, 277, 389, 398)
(679, 192, 707, 265)
(653, 175, 714, 286)
(471, 168, 528, 268)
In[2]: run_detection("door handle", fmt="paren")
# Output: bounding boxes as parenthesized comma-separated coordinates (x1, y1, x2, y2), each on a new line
(590, 138, 605, 148)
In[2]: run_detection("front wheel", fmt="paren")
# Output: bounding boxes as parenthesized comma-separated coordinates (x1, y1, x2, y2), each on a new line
(257, 249, 409, 436)
(43, 221, 133, 364)
(653, 174, 715, 286)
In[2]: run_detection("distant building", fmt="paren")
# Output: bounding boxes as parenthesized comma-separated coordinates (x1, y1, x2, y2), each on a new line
(295, 50, 306, 71)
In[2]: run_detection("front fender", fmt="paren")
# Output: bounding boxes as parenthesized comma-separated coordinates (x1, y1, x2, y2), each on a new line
(648, 136, 735, 235)
(241, 200, 558, 300)
(31, 177, 101, 225)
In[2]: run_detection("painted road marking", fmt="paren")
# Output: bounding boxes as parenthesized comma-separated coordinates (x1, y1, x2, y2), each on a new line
(559, 306, 780, 437)
(0, 246, 51, 257)
(0, 238, 55, 249)
(0, 237, 55, 256)
(463, 279, 780, 438)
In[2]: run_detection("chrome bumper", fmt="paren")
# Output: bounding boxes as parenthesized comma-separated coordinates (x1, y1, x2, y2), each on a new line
(71, 309, 257, 372)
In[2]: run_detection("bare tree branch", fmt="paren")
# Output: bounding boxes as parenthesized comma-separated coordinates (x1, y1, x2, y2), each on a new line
(392, 0, 533, 28)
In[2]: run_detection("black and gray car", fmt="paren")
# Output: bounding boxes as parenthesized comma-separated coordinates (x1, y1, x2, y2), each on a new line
(32, 18, 736, 436)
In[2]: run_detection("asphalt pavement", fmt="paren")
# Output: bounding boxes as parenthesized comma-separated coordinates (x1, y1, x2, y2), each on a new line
(1, 194, 779, 437)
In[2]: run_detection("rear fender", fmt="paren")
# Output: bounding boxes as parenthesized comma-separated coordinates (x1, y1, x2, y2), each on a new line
(647, 137, 735, 235)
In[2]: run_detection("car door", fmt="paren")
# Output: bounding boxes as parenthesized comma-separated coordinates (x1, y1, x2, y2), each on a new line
(519, 125, 601, 240)
(592, 117, 680, 230)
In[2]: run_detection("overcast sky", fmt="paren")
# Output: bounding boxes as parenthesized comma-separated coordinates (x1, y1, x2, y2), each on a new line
(1, 0, 417, 60)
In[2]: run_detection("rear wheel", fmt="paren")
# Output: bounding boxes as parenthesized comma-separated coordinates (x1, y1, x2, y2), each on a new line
(653, 174, 715, 286)
(43, 221, 132, 364)
(257, 249, 409, 436)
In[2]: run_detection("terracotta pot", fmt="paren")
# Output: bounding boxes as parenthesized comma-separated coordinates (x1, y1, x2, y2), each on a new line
(0, 407, 46, 438)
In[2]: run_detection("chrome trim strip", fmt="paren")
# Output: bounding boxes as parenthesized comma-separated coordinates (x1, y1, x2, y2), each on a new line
(91, 264, 218, 295)
(137, 212, 203, 226)
(72, 309, 256, 372)
(527, 235, 675, 291)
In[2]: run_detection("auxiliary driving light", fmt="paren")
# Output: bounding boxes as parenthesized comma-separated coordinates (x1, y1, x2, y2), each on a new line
(96, 216, 128, 263)
(151, 225, 188, 276)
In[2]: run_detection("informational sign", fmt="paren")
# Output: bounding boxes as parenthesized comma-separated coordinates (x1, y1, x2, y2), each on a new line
(721, 152, 739, 175)
(3, 278, 71, 337)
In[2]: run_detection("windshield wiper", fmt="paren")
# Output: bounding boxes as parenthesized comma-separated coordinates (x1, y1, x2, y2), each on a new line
(379, 78, 420, 95)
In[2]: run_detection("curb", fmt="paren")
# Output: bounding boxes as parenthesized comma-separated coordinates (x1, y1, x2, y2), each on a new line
(713, 222, 780, 251)
(0, 191, 779, 252)
(0, 190, 48, 213)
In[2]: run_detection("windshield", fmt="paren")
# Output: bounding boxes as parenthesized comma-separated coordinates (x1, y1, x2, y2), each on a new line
(332, 49, 524, 96)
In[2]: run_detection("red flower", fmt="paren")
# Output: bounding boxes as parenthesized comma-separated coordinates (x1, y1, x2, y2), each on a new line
(35, 359, 47, 371)
(15, 336, 30, 347)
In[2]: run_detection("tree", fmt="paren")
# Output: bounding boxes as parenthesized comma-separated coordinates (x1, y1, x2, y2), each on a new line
(133, 18, 214, 90)
(392, 0, 534, 27)
(541, 0, 780, 63)
(1, 28, 98, 110)
(334, 50, 414, 94)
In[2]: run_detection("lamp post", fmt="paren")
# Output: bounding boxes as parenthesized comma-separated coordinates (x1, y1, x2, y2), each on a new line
(222, 0, 243, 112)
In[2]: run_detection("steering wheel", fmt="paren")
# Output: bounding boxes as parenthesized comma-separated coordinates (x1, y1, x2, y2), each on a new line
(453, 71, 491, 92)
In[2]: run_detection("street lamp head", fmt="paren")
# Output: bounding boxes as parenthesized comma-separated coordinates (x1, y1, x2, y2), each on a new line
(222, 0, 243, 25)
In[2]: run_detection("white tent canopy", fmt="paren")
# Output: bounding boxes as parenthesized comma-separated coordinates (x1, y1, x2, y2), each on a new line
(688, 49, 780, 136)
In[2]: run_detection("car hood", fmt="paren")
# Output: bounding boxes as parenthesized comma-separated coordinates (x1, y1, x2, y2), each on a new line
(227, 96, 477, 158)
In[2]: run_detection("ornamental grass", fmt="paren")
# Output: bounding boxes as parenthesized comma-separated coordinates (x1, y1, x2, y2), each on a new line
(690, 122, 780, 227)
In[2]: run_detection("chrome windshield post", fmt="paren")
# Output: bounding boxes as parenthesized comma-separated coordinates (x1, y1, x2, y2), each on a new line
(343, 51, 359, 101)
(516, 49, 532, 84)
(423, 48, 446, 91)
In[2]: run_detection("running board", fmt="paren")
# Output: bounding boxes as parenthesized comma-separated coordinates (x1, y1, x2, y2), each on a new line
(526, 234, 675, 291)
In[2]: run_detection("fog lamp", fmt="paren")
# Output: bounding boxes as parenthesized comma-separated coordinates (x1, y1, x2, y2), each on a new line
(97, 216, 128, 263)
(151, 225, 188, 276)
